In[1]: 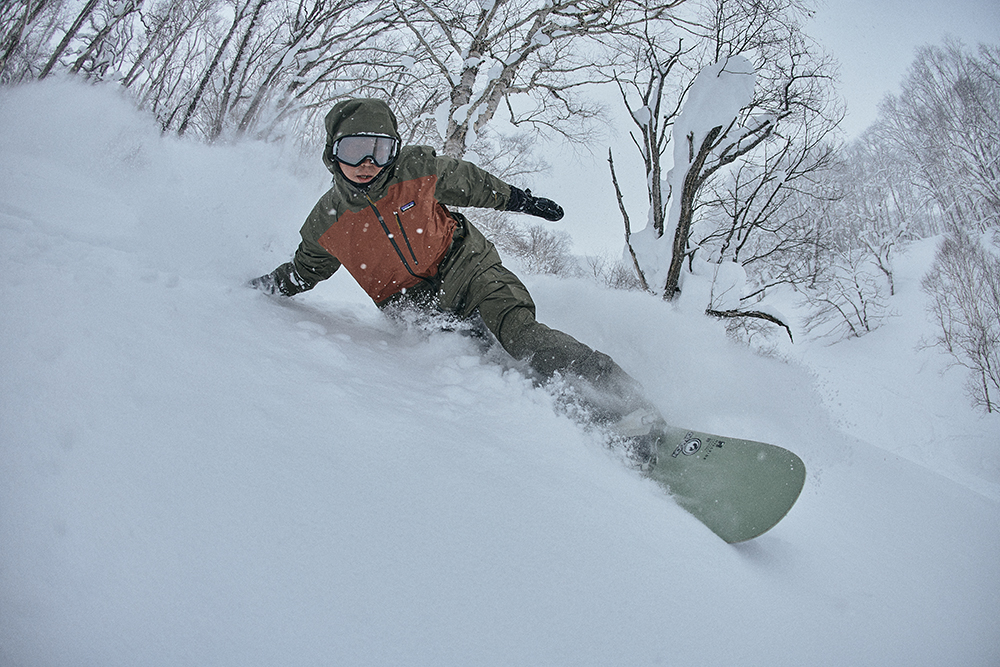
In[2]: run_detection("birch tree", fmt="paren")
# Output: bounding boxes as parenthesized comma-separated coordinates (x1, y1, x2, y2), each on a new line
(67, 0, 145, 78)
(206, 0, 270, 141)
(392, 0, 685, 160)
(38, 0, 101, 78)
(0, 0, 55, 81)
(923, 229, 1000, 413)
(880, 38, 1000, 232)
(874, 38, 1000, 410)
(232, 0, 394, 143)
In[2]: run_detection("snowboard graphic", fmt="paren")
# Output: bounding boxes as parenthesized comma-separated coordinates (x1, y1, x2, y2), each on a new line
(646, 424, 806, 543)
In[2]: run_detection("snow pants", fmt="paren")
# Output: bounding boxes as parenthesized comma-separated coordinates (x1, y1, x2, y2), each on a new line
(382, 213, 652, 422)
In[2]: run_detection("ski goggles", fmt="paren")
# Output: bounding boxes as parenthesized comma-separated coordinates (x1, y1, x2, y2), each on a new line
(331, 134, 399, 167)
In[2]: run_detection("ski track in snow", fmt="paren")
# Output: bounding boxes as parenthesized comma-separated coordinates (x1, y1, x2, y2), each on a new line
(2, 80, 999, 667)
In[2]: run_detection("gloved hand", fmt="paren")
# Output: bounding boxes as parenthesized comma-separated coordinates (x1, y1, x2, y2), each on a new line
(506, 186, 564, 221)
(248, 261, 314, 296)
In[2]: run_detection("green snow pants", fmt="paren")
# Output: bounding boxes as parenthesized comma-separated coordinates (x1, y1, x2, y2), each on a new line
(382, 213, 651, 421)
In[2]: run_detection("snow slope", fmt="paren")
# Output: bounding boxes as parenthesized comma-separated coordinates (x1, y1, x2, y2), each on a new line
(2, 80, 999, 666)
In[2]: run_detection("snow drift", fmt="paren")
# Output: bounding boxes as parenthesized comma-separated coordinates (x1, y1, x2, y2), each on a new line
(1, 80, 999, 666)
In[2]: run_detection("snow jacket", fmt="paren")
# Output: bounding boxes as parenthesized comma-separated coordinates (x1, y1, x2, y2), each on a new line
(292, 98, 513, 304)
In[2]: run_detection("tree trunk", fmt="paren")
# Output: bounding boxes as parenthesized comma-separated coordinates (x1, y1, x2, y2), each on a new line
(39, 0, 101, 78)
(663, 126, 722, 299)
(0, 0, 50, 78)
(70, 0, 143, 76)
(210, 0, 269, 141)
(177, 4, 244, 137)
(608, 148, 651, 292)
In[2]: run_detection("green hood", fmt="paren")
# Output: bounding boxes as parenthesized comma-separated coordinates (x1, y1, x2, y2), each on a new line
(322, 98, 400, 175)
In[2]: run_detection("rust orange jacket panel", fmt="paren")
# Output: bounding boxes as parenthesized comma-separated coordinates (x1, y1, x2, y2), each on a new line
(316, 175, 455, 302)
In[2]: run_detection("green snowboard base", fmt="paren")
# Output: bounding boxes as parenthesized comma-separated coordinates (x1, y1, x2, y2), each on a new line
(646, 425, 806, 543)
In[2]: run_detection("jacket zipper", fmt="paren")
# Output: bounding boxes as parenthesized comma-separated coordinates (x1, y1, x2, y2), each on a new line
(393, 212, 420, 264)
(363, 193, 430, 285)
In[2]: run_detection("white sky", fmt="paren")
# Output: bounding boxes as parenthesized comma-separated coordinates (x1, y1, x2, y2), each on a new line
(806, 0, 1000, 138)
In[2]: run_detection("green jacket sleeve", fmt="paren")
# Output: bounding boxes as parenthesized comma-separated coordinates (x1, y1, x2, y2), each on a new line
(292, 237, 341, 286)
(294, 189, 343, 286)
(431, 152, 512, 211)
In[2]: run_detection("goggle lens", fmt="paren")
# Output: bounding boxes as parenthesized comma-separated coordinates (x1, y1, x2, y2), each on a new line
(333, 135, 398, 167)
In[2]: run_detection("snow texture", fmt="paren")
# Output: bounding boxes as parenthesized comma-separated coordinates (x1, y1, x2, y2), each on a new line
(1, 80, 999, 667)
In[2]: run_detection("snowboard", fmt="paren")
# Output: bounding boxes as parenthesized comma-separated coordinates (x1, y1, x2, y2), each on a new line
(645, 424, 805, 543)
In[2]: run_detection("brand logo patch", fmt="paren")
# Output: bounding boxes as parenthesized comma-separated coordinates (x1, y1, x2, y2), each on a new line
(400, 201, 415, 212)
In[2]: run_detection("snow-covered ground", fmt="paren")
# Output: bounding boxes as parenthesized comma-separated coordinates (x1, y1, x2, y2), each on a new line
(2, 80, 998, 666)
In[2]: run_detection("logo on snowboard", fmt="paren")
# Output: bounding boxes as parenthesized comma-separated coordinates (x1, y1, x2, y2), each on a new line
(672, 436, 702, 458)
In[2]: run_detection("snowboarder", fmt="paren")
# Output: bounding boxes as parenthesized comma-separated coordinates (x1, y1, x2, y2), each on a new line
(250, 97, 664, 465)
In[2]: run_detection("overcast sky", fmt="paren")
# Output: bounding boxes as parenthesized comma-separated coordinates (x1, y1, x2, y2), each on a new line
(806, 0, 1000, 138)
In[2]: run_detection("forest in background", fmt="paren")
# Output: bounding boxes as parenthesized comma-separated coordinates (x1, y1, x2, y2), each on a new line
(2, 0, 998, 410)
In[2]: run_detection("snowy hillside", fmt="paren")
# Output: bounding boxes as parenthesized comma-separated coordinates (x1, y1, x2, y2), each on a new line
(2, 80, 999, 666)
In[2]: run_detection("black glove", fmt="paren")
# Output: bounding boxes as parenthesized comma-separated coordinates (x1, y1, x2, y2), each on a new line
(248, 261, 315, 296)
(506, 186, 564, 221)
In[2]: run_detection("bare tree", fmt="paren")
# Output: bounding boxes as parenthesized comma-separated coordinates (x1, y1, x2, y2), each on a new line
(206, 0, 270, 141)
(38, 0, 101, 78)
(67, 0, 145, 77)
(391, 0, 685, 160)
(663, 2, 840, 302)
(586, 252, 645, 290)
(607, 147, 650, 290)
(831, 128, 939, 295)
(922, 229, 1000, 413)
(90, 0, 390, 141)
(175, 0, 257, 136)
(607, 0, 841, 347)
(0, 0, 54, 81)
(610, 35, 689, 241)
(800, 247, 890, 340)
(233, 0, 393, 142)
(856, 38, 1000, 406)
(116, 0, 220, 131)
(512, 224, 581, 276)
(879, 38, 1000, 232)
(698, 58, 841, 303)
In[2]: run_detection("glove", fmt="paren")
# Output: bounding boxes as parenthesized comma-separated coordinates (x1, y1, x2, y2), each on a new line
(506, 186, 564, 221)
(248, 261, 315, 296)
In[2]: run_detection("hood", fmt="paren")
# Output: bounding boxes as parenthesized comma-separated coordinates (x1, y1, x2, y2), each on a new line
(322, 98, 401, 175)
